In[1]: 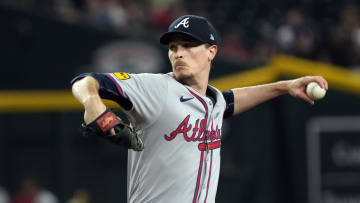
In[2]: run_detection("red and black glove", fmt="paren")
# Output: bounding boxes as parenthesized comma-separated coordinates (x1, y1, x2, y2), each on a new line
(82, 108, 144, 151)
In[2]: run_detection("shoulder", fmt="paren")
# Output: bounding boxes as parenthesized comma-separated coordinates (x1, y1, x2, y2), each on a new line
(104, 72, 170, 87)
(112, 72, 170, 81)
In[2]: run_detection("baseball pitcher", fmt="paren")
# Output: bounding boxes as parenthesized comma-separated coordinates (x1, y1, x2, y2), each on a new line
(71, 15, 328, 203)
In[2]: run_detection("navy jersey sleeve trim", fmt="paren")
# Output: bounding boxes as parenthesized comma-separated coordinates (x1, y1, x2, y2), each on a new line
(222, 90, 234, 119)
(70, 73, 91, 85)
(70, 73, 133, 111)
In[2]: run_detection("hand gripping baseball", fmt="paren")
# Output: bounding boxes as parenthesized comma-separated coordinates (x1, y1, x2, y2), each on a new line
(82, 108, 144, 151)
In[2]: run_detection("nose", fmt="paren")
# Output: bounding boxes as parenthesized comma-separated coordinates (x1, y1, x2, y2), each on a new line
(173, 45, 185, 59)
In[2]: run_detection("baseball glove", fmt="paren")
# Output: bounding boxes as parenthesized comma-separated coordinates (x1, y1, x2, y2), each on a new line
(82, 108, 144, 151)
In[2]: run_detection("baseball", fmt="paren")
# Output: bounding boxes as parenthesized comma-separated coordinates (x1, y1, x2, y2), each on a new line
(306, 82, 326, 100)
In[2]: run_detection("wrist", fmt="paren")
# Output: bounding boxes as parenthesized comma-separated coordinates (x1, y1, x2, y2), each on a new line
(275, 80, 290, 95)
(83, 97, 107, 124)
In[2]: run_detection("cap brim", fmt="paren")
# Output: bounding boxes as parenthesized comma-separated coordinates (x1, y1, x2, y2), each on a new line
(160, 31, 204, 45)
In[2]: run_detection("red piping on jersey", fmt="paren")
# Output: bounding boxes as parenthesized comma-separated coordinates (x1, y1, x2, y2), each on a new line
(204, 150, 213, 203)
(106, 74, 126, 97)
(188, 89, 208, 203)
(198, 140, 221, 151)
(194, 151, 204, 202)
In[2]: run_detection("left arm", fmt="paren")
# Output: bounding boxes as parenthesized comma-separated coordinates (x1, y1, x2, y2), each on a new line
(231, 76, 328, 116)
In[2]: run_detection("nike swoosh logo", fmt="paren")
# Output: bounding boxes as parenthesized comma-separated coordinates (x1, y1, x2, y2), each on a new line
(180, 96, 194, 102)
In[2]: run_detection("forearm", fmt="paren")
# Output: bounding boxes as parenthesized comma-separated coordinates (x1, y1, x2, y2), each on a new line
(232, 80, 289, 115)
(72, 76, 107, 123)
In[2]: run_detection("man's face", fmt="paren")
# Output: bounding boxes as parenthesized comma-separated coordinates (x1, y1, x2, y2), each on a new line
(168, 35, 216, 83)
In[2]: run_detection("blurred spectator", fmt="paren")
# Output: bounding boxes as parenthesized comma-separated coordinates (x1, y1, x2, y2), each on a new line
(4, 0, 360, 68)
(148, 0, 187, 40)
(252, 21, 278, 66)
(329, 4, 360, 68)
(276, 9, 317, 59)
(85, 0, 128, 29)
(149, 0, 175, 30)
(149, 0, 187, 29)
(53, 0, 83, 23)
(11, 178, 58, 203)
(66, 188, 91, 203)
(0, 187, 9, 203)
(276, 9, 302, 51)
(220, 26, 252, 66)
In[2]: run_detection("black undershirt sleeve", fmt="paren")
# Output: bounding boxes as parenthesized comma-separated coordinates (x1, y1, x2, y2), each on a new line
(222, 90, 234, 119)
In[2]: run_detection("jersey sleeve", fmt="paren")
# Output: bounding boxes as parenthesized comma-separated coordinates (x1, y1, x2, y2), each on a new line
(222, 90, 234, 119)
(71, 72, 168, 127)
(108, 72, 168, 128)
(70, 72, 133, 110)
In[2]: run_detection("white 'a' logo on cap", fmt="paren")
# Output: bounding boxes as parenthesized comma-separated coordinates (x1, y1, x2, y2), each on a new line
(174, 17, 190, 29)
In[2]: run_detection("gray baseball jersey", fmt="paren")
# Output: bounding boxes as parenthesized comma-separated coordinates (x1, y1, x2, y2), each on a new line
(72, 72, 230, 203)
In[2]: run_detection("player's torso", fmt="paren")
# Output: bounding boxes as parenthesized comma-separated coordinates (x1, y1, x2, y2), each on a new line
(128, 75, 225, 203)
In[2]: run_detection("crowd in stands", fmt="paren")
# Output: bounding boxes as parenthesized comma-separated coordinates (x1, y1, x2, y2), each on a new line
(0, 178, 91, 203)
(2, 0, 360, 69)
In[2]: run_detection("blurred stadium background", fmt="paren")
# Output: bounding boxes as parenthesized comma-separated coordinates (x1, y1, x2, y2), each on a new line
(1, 0, 360, 203)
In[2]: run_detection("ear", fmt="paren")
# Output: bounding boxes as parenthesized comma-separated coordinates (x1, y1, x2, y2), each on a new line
(208, 45, 218, 61)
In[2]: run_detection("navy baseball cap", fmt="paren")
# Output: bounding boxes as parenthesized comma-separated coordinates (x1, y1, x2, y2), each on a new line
(160, 15, 218, 45)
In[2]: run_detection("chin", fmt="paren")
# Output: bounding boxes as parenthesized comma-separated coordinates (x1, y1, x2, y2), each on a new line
(174, 71, 193, 83)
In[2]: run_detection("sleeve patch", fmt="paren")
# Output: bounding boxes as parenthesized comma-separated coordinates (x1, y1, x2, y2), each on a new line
(114, 72, 131, 80)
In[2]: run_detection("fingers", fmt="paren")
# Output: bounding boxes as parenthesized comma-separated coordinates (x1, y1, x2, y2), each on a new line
(298, 91, 315, 105)
(315, 76, 329, 90)
(109, 128, 116, 136)
(289, 76, 327, 104)
(314, 76, 328, 90)
(109, 116, 122, 136)
(304, 76, 328, 90)
(305, 96, 315, 105)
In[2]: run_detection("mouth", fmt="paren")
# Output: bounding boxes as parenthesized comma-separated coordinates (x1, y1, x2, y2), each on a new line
(174, 61, 188, 70)
(175, 65, 187, 70)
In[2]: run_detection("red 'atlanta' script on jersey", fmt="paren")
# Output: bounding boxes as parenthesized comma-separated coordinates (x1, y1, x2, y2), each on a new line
(164, 115, 221, 142)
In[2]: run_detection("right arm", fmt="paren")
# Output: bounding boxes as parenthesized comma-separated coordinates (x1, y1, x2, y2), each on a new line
(72, 76, 107, 124)
(229, 76, 328, 116)
(72, 72, 168, 128)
